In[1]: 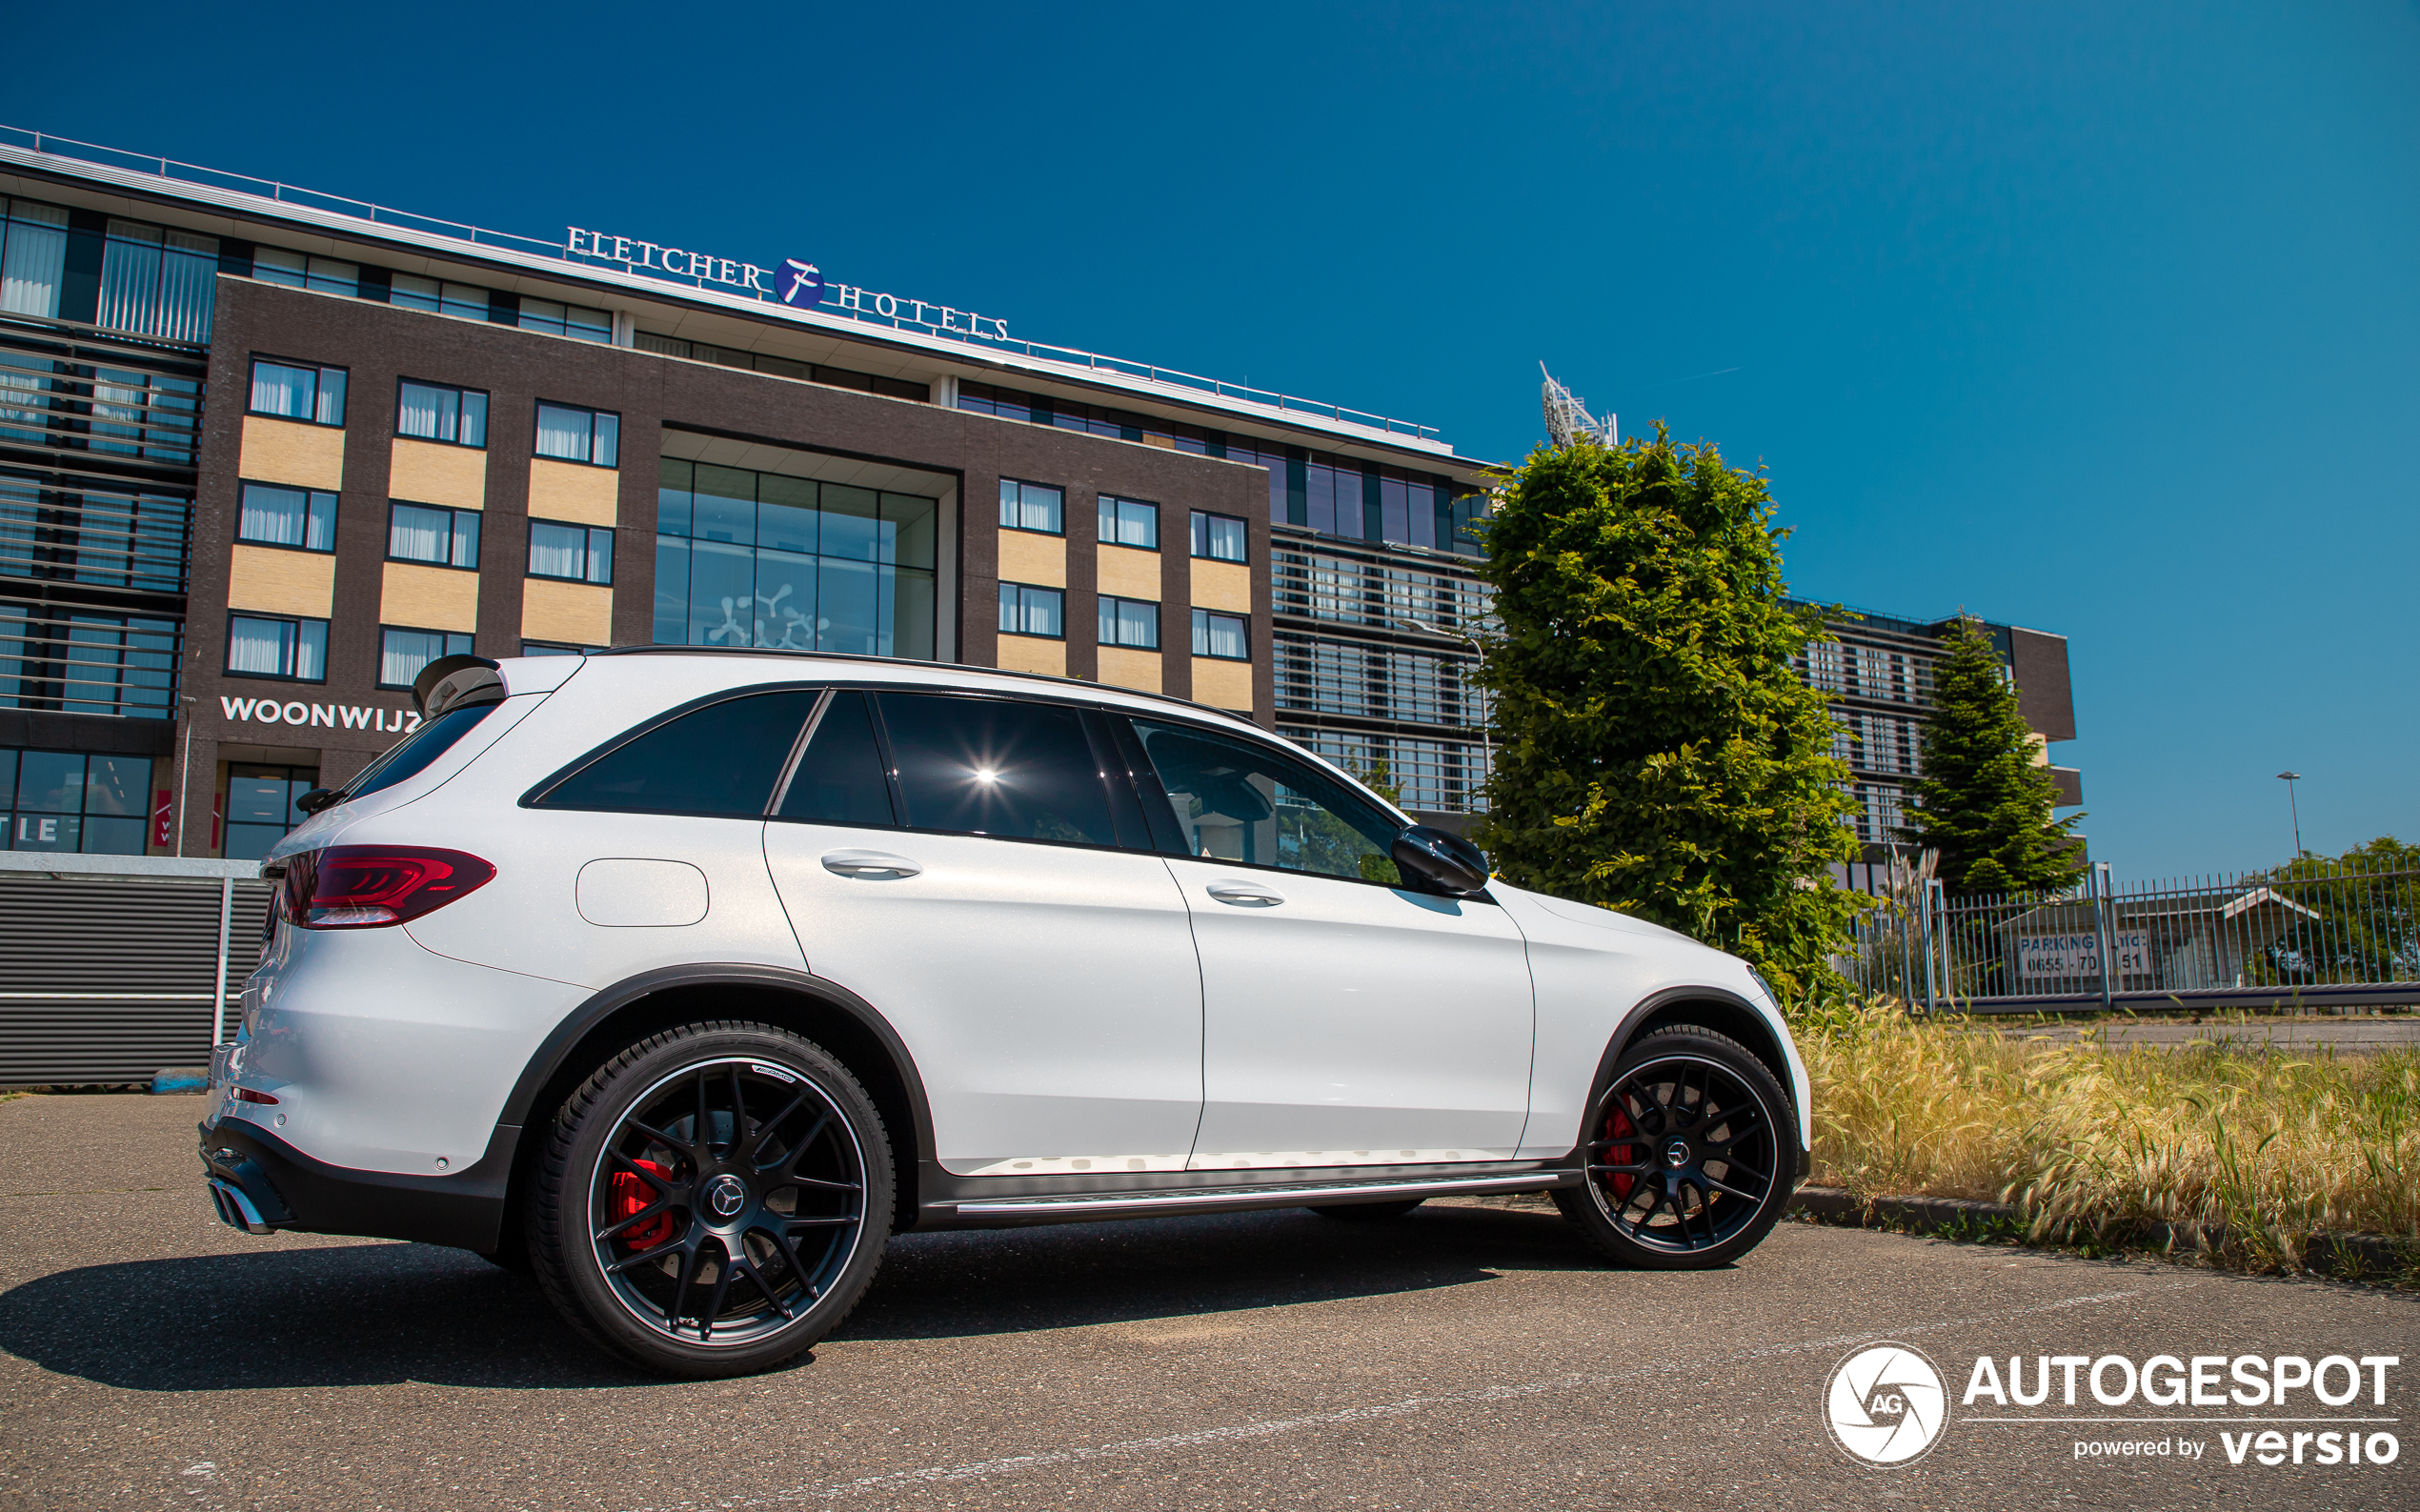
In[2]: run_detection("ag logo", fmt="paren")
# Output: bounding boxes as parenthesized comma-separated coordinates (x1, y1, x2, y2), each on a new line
(1825, 1342, 1949, 1465)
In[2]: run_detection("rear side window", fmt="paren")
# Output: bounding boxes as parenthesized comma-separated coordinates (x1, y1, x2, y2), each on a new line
(776, 690, 896, 827)
(877, 693, 1116, 845)
(348, 702, 498, 799)
(536, 690, 817, 816)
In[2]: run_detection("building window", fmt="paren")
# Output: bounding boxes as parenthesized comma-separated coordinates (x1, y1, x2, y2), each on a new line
(222, 761, 320, 862)
(998, 478, 1063, 534)
(238, 482, 337, 553)
(252, 248, 359, 298)
(395, 379, 488, 447)
(0, 197, 70, 319)
(0, 748, 154, 856)
(1191, 511, 1247, 563)
(534, 401, 618, 467)
(519, 640, 600, 657)
(654, 459, 938, 658)
(226, 614, 328, 682)
(998, 582, 1064, 639)
(388, 502, 480, 569)
(1099, 495, 1158, 549)
(518, 299, 612, 343)
(529, 520, 613, 584)
(248, 358, 347, 427)
(1192, 608, 1247, 660)
(390, 273, 492, 321)
(96, 220, 218, 343)
(0, 600, 179, 717)
(378, 626, 474, 689)
(1099, 595, 1160, 650)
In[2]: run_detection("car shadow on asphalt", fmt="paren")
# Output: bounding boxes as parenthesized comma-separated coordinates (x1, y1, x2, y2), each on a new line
(0, 1204, 1608, 1392)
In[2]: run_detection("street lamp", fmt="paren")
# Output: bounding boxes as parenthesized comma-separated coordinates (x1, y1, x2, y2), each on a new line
(2276, 771, 2303, 857)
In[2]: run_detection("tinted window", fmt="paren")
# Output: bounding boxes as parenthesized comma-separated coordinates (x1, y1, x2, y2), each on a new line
(348, 703, 498, 799)
(1131, 720, 1402, 884)
(539, 691, 816, 816)
(777, 690, 896, 827)
(879, 693, 1115, 845)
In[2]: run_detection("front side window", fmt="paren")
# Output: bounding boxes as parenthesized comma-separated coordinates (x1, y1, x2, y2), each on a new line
(535, 690, 818, 816)
(1099, 595, 1160, 649)
(1131, 718, 1401, 884)
(248, 358, 347, 426)
(998, 478, 1063, 534)
(1099, 494, 1158, 549)
(878, 693, 1117, 845)
(252, 248, 358, 297)
(1192, 608, 1247, 660)
(226, 614, 328, 682)
(378, 626, 475, 689)
(390, 274, 491, 321)
(776, 689, 897, 828)
(534, 401, 619, 467)
(396, 380, 488, 447)
(518, 299, 613, 343)
(1191, 510, 1247, 563)
(530, 520, 614, 584)
(998, 582, 1063, 638)
(389, 502, 481, 569)
(238, 482, 337, 552)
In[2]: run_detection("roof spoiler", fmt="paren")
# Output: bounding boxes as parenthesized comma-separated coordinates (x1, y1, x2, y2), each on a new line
(411, 655, 505, 718)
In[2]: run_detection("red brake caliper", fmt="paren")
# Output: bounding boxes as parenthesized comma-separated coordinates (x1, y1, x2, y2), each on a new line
(610, 1158, 676, 1250)
(1601, 1106, 1640, 1201)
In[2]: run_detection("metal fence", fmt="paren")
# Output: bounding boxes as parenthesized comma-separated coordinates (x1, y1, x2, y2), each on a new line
(1845, 857, 2420, 1014)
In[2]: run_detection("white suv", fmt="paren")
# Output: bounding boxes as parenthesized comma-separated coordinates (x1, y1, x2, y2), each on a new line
(203, 651, 1810, 1377)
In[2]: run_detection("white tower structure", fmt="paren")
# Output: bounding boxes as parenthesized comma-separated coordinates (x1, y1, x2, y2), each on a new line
(1540, 363, 1617, 448)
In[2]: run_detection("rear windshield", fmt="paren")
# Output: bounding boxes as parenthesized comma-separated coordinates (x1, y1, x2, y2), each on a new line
(347, 701, 500, 800)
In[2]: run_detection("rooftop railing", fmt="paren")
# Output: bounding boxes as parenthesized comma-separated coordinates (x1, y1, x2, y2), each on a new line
(2, 125, 1448, 447)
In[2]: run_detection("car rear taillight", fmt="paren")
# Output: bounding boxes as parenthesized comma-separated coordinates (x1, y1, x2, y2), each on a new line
(279, 846, 496, 930)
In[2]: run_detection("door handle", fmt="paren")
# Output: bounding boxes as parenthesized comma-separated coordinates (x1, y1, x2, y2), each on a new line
(1206, 879, 1286, 907)
(820, 850, 922, 879)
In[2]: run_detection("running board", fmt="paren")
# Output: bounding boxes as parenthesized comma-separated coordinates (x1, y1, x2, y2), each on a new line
(942, 1170, 1577, 1225)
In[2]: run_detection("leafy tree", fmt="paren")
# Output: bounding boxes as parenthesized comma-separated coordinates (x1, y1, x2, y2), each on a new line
(1898, 615, 2084, 897)
(2255, 836, 2420, 984)
(1471, 426, 1865, 1003)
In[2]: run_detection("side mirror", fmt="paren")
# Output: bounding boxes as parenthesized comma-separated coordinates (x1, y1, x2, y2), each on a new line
(294, 788, 343, 816)
(1391, 824, 1490, 894)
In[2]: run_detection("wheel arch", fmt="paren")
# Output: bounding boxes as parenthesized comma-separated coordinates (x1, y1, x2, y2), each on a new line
(494, 963, 937, 1239)
(1594, 985, 1809, 1154)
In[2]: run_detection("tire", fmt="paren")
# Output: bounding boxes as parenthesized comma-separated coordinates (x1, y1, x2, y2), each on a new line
(1305, 1198, 1426, 1220)
(1553, 1025, 1798, 1270)
(529, 1020, 894, 1378)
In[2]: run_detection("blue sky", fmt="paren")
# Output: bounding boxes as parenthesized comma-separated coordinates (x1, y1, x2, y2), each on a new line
(13, 2, 2414, 877)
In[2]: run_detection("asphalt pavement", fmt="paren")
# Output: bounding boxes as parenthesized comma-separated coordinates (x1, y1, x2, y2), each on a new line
(2, 1092, 2413, 1511)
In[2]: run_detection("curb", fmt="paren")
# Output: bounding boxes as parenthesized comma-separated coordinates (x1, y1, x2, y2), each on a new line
(1789, 1184, 2416, 1280)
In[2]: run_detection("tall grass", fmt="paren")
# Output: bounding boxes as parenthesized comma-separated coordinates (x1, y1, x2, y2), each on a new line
(1797, 1004, 2420, 1269)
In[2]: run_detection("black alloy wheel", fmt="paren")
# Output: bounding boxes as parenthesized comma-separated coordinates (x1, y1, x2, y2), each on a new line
(1552, 1025, 1796, 1269)
(530, 1021, 893, 1377)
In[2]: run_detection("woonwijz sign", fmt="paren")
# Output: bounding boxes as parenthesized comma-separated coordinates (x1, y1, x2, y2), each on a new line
(220, 696, 421, 735)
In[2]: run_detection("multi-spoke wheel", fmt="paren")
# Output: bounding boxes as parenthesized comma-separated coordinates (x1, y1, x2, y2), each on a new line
(530, 1021, 893, 1377)
(1552, 1025, 1797, 1269)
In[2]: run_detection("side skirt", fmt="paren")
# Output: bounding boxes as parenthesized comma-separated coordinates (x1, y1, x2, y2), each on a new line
(919, 1163, 1580, 1230)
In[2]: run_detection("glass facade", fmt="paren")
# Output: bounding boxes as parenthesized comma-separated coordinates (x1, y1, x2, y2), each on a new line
(0, 748, 153, 855)
(221, 761, 318, 861)
(0, 604, 178, 716)
(654, 459, 937, 658)
(96, 220, 218, 343)
(0, 197, 69, 317)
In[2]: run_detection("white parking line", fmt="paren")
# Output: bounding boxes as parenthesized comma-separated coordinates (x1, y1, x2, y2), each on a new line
(620, 1281, 2178, 1510)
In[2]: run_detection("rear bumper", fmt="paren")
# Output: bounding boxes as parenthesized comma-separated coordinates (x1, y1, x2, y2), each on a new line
(197, 1119, 518, 1252)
